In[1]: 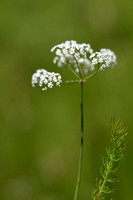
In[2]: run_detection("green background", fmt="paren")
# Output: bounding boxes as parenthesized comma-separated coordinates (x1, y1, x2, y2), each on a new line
(0, 0, 133, 199)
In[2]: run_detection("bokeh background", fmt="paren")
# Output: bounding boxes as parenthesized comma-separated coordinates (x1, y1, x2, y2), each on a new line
(0, 0, 133, 199)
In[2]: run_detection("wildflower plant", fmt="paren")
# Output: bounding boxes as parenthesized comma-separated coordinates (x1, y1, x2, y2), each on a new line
(31, 40, 127, 200)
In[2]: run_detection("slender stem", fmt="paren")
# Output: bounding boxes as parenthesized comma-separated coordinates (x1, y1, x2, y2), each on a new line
(84, 65, 100, 81)
(63, 80, 79, 85)
(74, 81, 84, 200)
(84, 70, 97, 80)
(68, 67, 80, 79)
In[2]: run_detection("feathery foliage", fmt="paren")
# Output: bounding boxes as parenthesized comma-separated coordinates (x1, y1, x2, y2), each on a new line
(92, 116, 128, 200)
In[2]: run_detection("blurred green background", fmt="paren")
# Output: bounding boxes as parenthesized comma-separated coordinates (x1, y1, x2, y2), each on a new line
(0, 0, 133, 199)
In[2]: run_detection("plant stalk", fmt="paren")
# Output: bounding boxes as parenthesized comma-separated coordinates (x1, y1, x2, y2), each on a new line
(74, 81, 84, 200)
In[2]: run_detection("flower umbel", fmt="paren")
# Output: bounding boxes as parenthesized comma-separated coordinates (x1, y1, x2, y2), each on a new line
(90, 48, 117, 71)
(51, 40, 117, 78)
(51, 40, 94, 76)
(31, 69, 62, 91)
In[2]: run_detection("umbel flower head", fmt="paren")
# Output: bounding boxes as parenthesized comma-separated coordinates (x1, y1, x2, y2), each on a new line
(31, 40, 117, 91)
(89, 48, 117, 71)
(51, 40, 94, 74)
(51, 40, 117, 77)
(31, 69, 62, 91)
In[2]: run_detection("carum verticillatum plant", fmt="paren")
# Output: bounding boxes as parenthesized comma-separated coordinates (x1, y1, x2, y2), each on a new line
(31, 40, 127, 200)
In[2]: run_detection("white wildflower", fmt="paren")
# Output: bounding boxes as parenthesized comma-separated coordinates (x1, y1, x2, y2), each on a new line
(53, 77, 57, 82)
(101, 64, 106, 71)
(56, 82, 61, 86)
(53, 56, 59, 64)
(44, 79, 48, 84)
(31, 69, 62, 91)
(56, 49, 62, 56)
(90, 53, 95, 59)
(42, 87, 47, 91)
(51, 40, 94, 74)
(90, 49, 117, 70)
(51, 40, 117, 76)
(99, 57, 103, 63)
(48, 82, 53, 88)
(92, 58, 98, 65)
(51, 46, 57, 52)
(69, 48, 75, 55)
(58, 75, 62, 80)
(63, 49, 68, 55)
(48, 77, 53, 82)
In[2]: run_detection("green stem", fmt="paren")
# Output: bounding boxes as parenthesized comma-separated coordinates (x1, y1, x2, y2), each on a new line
(84, 71, 97, 80)
(68, 66, 80, 79)
(63, 80, 79, 85)
(84, 65, 100, 81)
(74, 81, 84, 200)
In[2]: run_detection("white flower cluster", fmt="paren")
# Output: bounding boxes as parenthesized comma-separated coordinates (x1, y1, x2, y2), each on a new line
(32, 69, 62, 91)
(51, 40, 117, 75)
(51, 40, 94, 74)
(89, 49, 117, 71)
